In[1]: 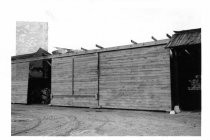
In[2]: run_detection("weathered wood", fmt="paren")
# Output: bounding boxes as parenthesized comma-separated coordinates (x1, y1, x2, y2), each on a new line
(11, 39, 169, 64)
(97, 52, 100, 105)
(51, 57, 73, 97)
(11, 38, 172, 111)
(51, 96, 98, 107)
(50, 44, 171, 111)
(170, 49, 180, 109)
(51, 53, 99, 107)
(96, 44, 104, 49)
(11, 62, 29, 104)
(72, 58, 74, 95)
(74, 53, 98, 96)
(53, 95, 95, 98)
(99, 45, 171, 111)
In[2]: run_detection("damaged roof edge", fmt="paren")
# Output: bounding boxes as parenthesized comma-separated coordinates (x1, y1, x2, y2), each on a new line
(11, 48, 51, 61)
(11, 39, 169, 63)
(166, 28, 201, 48)
(51, 39, 169, 58)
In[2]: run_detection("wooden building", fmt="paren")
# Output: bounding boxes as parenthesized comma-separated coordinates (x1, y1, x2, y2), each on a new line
(11, 28, 201, 111)
(166, 28, 201, 110)
(12, 48, 51, 104)
(50, 39, 171, 111)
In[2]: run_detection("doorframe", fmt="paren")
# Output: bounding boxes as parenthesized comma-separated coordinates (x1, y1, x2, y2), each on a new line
(27, 58, 52, 104)
(97, 52, 100, 107)
(169, 45, 201, 111)
(169, 48, 180, 110)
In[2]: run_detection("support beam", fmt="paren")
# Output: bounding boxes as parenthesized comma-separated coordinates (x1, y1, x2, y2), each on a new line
(170, 49, 180, 110)
(45, 60, 51, 66)
(97, 53, 100, 107)
(131, 40, 138, 44)
(96, 44, 104, 49)
(72, 58, 74, 95)
(185, 49, 190, 55)
(54, 47, 74, 53)
(166, 34, 172, 39)
(81, 47, 88, 51)
(151, 36, 157, 41)
(66, 49, 74, 53)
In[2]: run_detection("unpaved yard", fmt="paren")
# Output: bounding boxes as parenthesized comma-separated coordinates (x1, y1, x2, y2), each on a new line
(11, 104, 201, 136)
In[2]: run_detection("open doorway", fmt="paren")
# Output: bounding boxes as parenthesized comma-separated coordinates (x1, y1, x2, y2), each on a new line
(171, 45, 201, 111)
(27, 59, 51, 104)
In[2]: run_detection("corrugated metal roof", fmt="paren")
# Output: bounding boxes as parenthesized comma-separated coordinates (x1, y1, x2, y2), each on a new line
(166, 28, 201, 48)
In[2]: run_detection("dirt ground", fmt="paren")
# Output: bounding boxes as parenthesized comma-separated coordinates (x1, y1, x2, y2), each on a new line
(11, 104, 201, 136)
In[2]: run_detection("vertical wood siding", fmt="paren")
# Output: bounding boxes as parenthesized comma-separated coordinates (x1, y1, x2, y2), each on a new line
(11, 62, 29, 103)
(99, 45, 171, 111)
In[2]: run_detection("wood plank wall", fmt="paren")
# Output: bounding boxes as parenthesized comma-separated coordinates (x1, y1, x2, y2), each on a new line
(51, 53, 98, 107)
(22, 43, 171, 111)
(51, 57, 73, 96)
(11, 62, 29, 103)
(99, 45, 171, 111)
(74, 54, 98, 96)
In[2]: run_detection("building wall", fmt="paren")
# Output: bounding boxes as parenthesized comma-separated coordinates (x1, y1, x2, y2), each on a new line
(51, 53, 98, 107)
(11, 40, 171, 110)
(11, 62, 29, 103)
(99, 45, 171, 111)
(50, 44, 171, 111)
(16, 21, 48, 55)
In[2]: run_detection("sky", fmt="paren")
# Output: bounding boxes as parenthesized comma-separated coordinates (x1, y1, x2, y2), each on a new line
(8, 0, 203, 55)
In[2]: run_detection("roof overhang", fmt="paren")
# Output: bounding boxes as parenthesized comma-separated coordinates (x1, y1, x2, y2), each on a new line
(166, 28, 201, 48)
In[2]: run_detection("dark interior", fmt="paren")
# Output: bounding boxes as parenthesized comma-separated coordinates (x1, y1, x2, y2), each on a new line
(27, 59, 51, 104)
(174, 45, 201, 110)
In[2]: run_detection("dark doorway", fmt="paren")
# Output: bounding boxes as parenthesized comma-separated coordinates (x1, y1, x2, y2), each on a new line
(171, 45, 201, 111)
(27, 59, 51, 104)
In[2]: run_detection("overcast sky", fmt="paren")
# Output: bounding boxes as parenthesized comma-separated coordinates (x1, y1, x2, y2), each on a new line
(11, 0, 202, 54)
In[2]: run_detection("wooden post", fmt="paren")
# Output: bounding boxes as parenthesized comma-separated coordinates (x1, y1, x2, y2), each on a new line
(151, 36, 157, 41)
(169, 49, 175, 110)
(170, 49, 180, 110)
(166, 34, 172, 39)
(45, 60, 51, 66)
(131, 40, 138, 44)
(97, 52, 100, 107)
(72, 58, 74, 95)
(174, 50, 180, 109)
(81, 47, 88, 51)
(96, 44, 104, 49)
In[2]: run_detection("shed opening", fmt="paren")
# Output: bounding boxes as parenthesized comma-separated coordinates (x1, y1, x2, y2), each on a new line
(171, 45, 201, 111)
(27, 59, 51, 104)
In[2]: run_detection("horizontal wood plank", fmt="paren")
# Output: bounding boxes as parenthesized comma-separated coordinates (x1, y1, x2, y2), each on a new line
(11, 62, 29, 104)
(99, 45, 171, 111)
